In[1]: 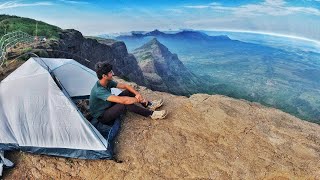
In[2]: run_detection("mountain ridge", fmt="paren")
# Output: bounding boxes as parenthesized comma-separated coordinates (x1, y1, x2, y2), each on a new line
(133, 38, 204, 95)
(116, 29, 231, 41)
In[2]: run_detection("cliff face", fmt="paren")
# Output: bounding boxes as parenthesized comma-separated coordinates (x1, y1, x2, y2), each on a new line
(133, 38, 202, 96)
(41, 29, 146, 85)
(6, 29, 211, 96)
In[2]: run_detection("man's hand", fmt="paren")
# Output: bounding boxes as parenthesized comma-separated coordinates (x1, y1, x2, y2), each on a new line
(135, 93, 143, 102)
(116, 83, 144, 103)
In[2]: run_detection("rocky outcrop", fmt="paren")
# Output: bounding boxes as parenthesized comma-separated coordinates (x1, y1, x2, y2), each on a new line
(1, 64, 320, 179)
(133, 38, 202, 96)
(39, 29, 146, 85)
(2, 81, 320, 179)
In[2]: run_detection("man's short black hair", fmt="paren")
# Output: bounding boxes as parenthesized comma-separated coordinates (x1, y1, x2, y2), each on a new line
(95, 62, 112, 80)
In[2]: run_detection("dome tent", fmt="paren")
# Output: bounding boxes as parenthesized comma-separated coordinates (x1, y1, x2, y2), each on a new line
(0, 57, 121, 162)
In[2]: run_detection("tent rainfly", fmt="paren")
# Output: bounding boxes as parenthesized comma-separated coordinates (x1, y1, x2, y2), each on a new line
(0, 57, 121, 164)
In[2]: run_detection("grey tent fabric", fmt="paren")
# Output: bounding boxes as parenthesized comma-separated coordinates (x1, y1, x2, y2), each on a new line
(0, 150, 14, 176)
(34, 58, 122, 97)
(0, 151, 2, 177)
(0, 57, 121, 159)
(0, 161, 2, 177)
(0, 151, 14, 167)
(34, 58, 97, 98)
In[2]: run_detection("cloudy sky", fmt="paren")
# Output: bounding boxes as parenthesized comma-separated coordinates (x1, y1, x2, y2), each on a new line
(0, 0, 320, 41)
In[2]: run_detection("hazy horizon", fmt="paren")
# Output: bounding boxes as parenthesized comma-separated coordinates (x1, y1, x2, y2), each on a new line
(0, 0, 319, 41)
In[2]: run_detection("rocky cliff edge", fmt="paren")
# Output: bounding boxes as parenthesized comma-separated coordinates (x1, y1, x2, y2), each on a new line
(1, 69, 319, 179)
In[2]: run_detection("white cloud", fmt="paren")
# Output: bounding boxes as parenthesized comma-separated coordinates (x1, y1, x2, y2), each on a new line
(0, 1, 53, 10)
(307, 0, 320, 2)
(209, 2, 221, 6)
(239, 0, 320, 16)
(181, 0, 320, 41)
(263, 0, 286, 6)
(166, 8, 183, 14)
(184, 0, 320, 16)
(58, 0, 89, 5)
(184, 2, 221, 8)
(184, 5, 210, 9)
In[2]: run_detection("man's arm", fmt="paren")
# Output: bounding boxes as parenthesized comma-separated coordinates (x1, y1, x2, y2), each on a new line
(116, 83, 138, 94)
(107, 95, 138, 105)
(116, 83, 143, 101)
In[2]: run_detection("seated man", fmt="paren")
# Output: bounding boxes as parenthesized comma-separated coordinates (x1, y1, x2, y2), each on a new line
(89, 62, 167, 125)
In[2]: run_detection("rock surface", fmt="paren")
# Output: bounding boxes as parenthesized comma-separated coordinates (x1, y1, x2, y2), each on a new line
(37, 29, 146, 85)
(133, 38, 202, 96)
(1, 63, 320, 179)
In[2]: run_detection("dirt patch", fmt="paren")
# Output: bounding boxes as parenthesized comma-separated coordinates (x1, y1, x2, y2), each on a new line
(0, 60, 25, 81)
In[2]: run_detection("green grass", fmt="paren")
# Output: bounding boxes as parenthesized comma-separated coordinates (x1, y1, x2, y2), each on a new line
(22, 47, 33, 53)
(85, 36, 118, 45)
(0, 14, 62, 39)
(85, 36, 108, 41)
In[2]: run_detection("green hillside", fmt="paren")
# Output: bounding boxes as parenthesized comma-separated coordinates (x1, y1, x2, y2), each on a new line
(0, 15, 62, 39)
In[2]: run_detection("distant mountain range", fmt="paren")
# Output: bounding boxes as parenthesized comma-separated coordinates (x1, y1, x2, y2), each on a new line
(120, 29, 231, 41)
(101, 29, 238, 53)
(99, 29, 230, 41)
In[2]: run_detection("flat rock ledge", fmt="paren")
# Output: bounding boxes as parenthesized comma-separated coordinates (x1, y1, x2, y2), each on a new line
(2, 77, 320, 179)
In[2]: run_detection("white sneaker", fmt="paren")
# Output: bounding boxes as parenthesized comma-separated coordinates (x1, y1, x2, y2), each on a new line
(150, 110, 168, 120)
(148, 99, 164, 111)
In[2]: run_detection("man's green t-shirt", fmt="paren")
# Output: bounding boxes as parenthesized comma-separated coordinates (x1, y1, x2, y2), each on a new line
(89, 80, 118, 119)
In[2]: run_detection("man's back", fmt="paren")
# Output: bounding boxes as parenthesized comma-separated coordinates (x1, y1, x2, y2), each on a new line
(89, 80, 117, 118)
